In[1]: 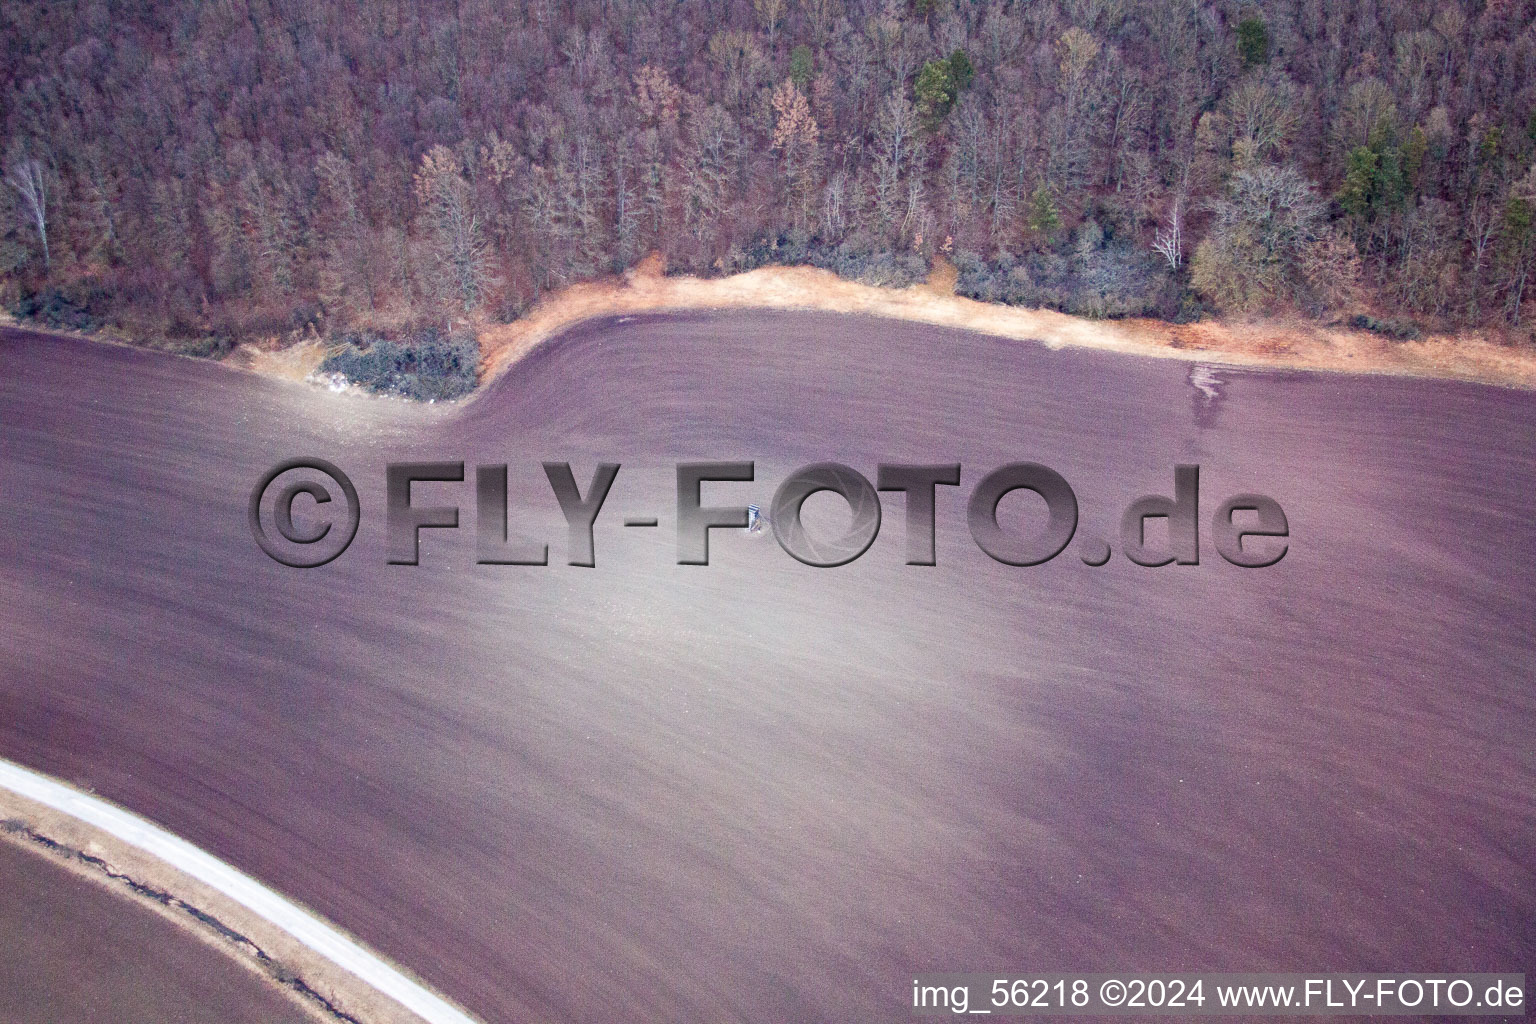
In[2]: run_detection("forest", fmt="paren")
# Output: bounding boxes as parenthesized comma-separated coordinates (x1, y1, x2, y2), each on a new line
(4, 0, 1536, 362)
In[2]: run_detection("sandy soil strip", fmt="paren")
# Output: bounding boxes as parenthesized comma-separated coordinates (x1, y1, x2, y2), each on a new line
(233, 336, 333, 382)
(478, 256, 1536, 391)
(10, 259, 1535, 393)
(0, 758, 482, 1024)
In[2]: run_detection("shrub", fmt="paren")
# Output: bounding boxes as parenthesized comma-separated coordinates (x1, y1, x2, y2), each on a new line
(167, 335, 237, 359)
(12, 282, 240, 358)
(1237, 16, 1270, 69)
(955, 224, 1177, 319)
(789, 45, 813, 87)
(1349, 314, 1423, 341)
(11, 285, 106, 332)
(319, 327, 479, 401)
(808, 243, 927, 288)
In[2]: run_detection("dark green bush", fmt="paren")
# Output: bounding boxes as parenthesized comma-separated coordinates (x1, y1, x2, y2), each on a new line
(1349, 314, 1423, 341)
(1238, 16, 1271, 68)
(167, 335, 238, 359)
(12, 282, 238, 358)
(11, 286, 106, 331)
(319, 328, 479, 401)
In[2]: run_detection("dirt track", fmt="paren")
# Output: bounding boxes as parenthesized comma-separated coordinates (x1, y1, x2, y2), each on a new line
(2, 314, 1533, 1022)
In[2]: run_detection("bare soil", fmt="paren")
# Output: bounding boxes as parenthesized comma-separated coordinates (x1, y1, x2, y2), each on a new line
(3, 319, 1533, 1024)
(0, 822, 317, 1024)
(0, 787, 445, 1024)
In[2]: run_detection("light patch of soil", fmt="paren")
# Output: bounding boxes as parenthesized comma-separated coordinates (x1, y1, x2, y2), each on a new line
(922, 256, 960, 296)
(226, 338, 330, 382)
(478, 256, 1536, 391)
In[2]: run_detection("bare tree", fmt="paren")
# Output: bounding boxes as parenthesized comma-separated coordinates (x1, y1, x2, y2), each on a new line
(800, 0, 841, 44)
(707, 31, 770, 112)
(316, 152, 376, 315)
(1431, 3, 1466, 81)
(1299, 227, 1364, 311)
(1393, 30, 1442, 120)
(684, 105, 734, 241)
(1221, 72, 1301, 162)
(415, 146, 494, 313)
(1500, 166, 1536, 325)
(610, 140, 640, 266)
(753, 0, 787, 47)
(1191, 164, 1326, 311)
(871, 91, 918, 236)
(821, 166, 848, 239)
(1152, 196, 1184, 271)
(1333, 78, 1398, 152)
(6, 157, 49, 270)
(1465, 193, 1501, 320)
(238, 165, 298, 298)
(1102, 57, 1147, 188)
(1047, 28, 1103, 190)
(771, 80, 820, 227)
